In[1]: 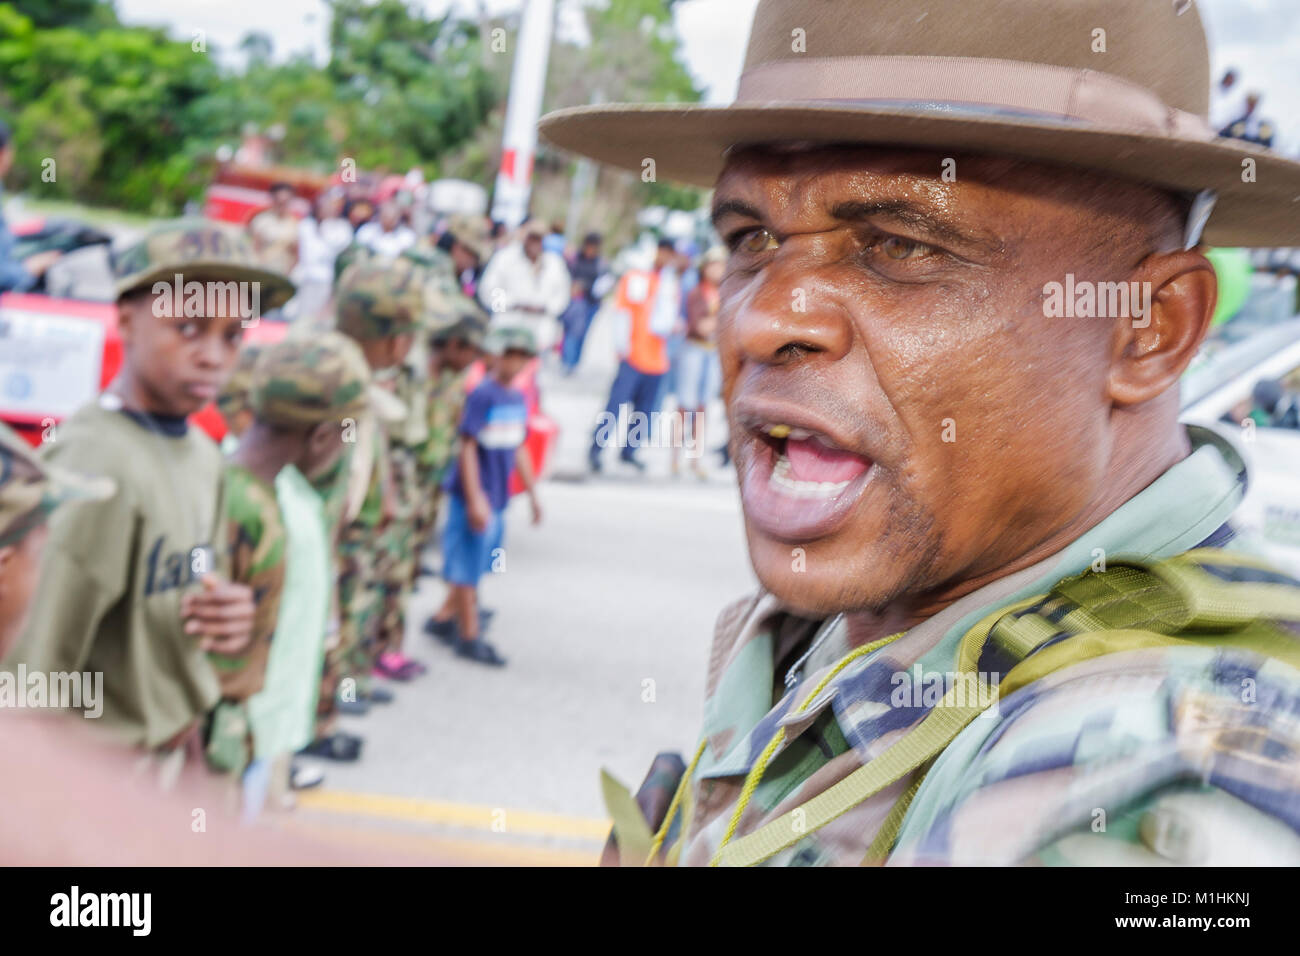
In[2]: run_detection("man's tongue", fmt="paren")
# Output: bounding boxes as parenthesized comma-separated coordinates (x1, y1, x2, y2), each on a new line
(784, 435, 870, 483)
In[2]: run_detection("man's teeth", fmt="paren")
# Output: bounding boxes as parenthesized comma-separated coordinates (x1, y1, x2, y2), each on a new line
(769, 452, 851, 498)
(767, 425, 815, 441)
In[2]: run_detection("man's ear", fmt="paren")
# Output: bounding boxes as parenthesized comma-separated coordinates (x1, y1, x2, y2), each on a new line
(307, 421, 334, 453)
(1106, 250, 1217, 407)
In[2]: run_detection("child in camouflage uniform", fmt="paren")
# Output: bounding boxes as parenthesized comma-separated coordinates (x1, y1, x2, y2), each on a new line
(367, 249, 473, 675)
(215, 343, 263, 449)
(304, 255, 425, 759)
(3, 220, 291, 779)
(217, 335, 371, 806)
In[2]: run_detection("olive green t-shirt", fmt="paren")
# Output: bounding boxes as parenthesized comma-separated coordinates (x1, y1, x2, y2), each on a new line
(5, 397, 225, 748)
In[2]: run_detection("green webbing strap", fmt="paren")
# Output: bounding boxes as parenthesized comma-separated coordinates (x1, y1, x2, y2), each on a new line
(714, 679, 992, 868)
(600, 768, 654, 867)
(860, 767, 927, 866)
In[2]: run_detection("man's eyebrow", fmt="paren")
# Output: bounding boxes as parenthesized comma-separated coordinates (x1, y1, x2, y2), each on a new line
(710, 198, 764, 230)
(830, 200, 998, 252)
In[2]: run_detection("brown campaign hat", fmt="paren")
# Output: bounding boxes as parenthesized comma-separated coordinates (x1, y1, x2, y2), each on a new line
(539, 0, 1300, 247)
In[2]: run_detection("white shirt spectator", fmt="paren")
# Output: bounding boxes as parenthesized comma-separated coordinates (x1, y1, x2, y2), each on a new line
(294, 217, 353, 285)
(477, 242, 572, 352)
(355, 221, 416, 258)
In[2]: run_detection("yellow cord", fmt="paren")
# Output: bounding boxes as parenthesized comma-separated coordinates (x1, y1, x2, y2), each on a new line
(643, 738, 708, 866)
(709, 630, 905, 867)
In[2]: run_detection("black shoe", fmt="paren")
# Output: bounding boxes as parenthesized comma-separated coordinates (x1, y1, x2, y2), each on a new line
(455, 638, 507, 667)
(425, 616, 457, 643)
(418, 562, 438, 578)
(336, 697, 371, 716)
(364, 685, 395, 704)
(588, 445, 604, 473)
(619, 450, 646, 472)
(297, 732, 363, 762)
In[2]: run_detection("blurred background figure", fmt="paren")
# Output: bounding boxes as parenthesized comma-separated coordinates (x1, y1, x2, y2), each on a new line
(559, 231, 608, 374)
(290, 189, 353, 325)
(248, 181, 299, 278)
(1222, 91, 1276, 147)
(588, 238, 679, 474)
(1211, 68, 1243, 131)
(1252, 378, 1300, 429)
(356, 200, 416, 258)
(436, 213, 492, 298)
(477, 218, 570, 354)
(672, 245, 725, 479)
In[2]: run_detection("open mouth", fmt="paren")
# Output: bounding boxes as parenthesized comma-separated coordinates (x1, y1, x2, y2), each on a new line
(738, 416, 876, 541)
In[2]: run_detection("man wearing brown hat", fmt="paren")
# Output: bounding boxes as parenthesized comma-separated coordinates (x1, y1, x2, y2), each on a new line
(544, 0, 1300, 866)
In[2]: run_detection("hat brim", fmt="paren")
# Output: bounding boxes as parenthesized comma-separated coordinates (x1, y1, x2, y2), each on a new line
(116, 262, 297, 311)
(539, 102, 1300, 247)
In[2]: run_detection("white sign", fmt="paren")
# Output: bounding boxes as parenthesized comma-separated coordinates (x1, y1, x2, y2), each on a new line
(0, 307, 105, 419)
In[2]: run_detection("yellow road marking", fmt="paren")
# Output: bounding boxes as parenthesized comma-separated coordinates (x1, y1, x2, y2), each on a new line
(276, 815, 600, 866)
(295, 789, 612, 843)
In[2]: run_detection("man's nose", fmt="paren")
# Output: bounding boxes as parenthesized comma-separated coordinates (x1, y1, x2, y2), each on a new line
(725, 247, 855, 367)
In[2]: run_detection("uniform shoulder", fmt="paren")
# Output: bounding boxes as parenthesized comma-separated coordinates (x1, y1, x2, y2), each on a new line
(43, 402, 143, 481)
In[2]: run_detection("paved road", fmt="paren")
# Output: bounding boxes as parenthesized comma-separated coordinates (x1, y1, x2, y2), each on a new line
(290, 313, 758, 862)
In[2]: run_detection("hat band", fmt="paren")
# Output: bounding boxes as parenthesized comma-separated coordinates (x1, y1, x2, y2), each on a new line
(736, 55, 1212, 139)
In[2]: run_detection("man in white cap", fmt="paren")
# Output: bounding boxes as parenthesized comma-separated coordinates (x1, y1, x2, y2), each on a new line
(476, 219, 571, 353)
(543, 0, 1300, 866)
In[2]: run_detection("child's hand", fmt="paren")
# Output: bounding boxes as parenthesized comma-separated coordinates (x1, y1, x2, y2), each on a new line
(467, 496, 492, 533)
(182, 574, 255, 655)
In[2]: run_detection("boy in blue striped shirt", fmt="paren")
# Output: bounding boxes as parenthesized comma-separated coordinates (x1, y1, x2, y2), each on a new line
(435, 327, 541, 666)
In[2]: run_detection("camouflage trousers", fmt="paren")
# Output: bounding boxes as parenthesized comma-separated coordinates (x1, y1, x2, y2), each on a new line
(315, 521, 381, 736)
(411, 460, 446, 580)
(373, 446, 421, 659)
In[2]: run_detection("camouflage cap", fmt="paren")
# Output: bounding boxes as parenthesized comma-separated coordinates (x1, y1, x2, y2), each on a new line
(216, 342, 265, 421)
(444, 214, 492, 263)
(483, 324, 538, 357)
(0, 423, 115, 549)
(250, 332, 372, 429)
(437, 311, 488, 349)
(333, 255, 424, 341)
(112, 218, 296, 310)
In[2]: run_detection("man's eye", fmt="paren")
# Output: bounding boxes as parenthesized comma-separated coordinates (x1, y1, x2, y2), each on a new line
(877, 236, 933, 260)
(733, 228, 778, 255)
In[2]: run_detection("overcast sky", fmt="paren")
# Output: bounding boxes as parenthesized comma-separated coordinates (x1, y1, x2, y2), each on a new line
(116, 0, 1300, 153)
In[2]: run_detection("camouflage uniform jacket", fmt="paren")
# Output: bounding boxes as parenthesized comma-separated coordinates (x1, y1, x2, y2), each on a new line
(211, 463, 285, 701)
(673, 425, 1300, 866)
(421, 366, 470, 476)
